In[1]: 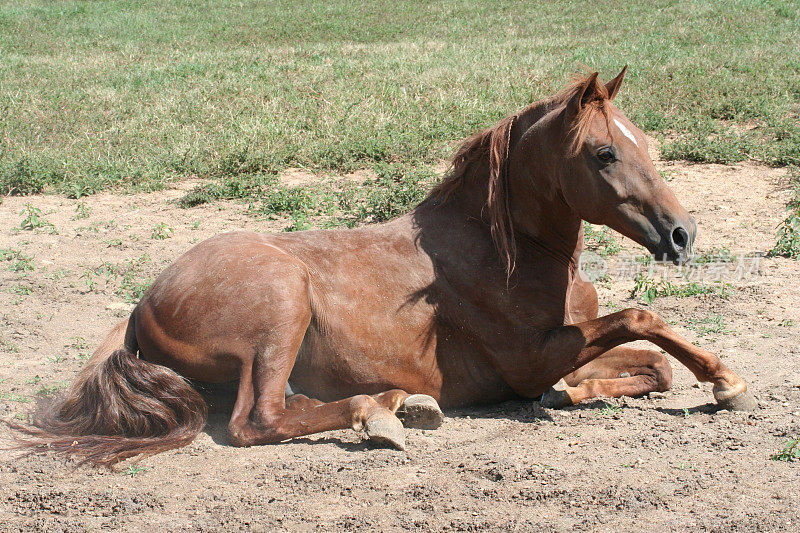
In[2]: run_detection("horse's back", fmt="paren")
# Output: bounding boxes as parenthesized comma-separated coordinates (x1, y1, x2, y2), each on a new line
(131, 224, 513, 406)
(131, 224, 436, 381)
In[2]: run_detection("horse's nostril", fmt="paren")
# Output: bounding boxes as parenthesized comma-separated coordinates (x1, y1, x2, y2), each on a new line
(672, 226, 689, 251)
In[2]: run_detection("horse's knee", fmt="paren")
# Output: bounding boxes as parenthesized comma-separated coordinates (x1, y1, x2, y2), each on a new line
(228, 427, 253, 447)
(623, 308, 666, 336)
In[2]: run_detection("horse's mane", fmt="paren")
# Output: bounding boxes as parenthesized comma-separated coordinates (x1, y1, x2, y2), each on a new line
(428, 74, 610, 275)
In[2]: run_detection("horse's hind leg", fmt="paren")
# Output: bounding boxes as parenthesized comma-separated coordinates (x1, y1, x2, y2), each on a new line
(229, 359, 410, 449)
(232, 388, 411, 449)
(562, 346, 672, 386)
(284, 389, 444, 431)
(227, 311, 436, 449)
(228, 348, 442, 449)
(542, 346, 672, 407)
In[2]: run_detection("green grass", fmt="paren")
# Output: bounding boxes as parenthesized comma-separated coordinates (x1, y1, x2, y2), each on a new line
(36, 382, 67, 396)
(0, 248, 35, 271)
(124, 465, 148, 477)
(0, 338, 20, 353)
(181, 163, 433, 230)
(1, 0, 799, 198)
(772, 211, 800, 258)
(77, 253, 154, 301)
(73, 202, 92, 220)
(771, 438, 800, 462)
(19, 203, 55, 232)
(684, 313, 731, 337)
(119, 274, 153, 303)
(596, 402, 623, 416)
(9, 284, 32, 295)
(770, 168, 800, 258)
(584, 223, 622, 256)
(692, 246, 734, 264)
(150, 222, 174, 240)
(0, 391, 30, 404)
(631, 273, 733, 304)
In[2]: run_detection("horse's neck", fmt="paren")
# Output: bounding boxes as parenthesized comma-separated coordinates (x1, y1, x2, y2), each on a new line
(442, 154, 584, 269)
(510, 108, 586, 266)
(412, 191, 583, 277)
(408, 199, 579, 330)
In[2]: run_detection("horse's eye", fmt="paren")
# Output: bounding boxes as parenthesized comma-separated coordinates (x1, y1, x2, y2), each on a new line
(597, 147, 617, 165)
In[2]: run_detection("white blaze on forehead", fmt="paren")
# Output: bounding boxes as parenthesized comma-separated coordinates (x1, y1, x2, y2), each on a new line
(613, 118, 638, 147)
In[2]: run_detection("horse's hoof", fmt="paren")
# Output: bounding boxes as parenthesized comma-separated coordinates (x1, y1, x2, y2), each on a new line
(365, 413, 406, 450)
(397, 394, 444, 430)
(713, 380, 758, 411)
(540, 379, 573, 408)
(716, 389, 758, 411)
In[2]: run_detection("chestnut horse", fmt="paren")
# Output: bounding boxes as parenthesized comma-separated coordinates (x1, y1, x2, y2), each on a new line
(14, 68, 756, 466)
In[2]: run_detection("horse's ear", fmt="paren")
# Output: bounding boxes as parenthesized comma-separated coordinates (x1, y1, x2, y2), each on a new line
(566, 72, 600, 118)
(604, 65, 627, 101)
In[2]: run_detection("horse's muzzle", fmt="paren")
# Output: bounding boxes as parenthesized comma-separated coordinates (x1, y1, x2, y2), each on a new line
(652, 218, 696, 265)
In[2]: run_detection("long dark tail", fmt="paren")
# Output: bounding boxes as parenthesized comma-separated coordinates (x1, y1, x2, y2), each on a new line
(6, 318, 207, 467)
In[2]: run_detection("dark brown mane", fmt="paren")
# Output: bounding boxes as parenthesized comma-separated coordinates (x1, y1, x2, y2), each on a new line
(427, 113, 520, 274)
(428, 73, 611, 274)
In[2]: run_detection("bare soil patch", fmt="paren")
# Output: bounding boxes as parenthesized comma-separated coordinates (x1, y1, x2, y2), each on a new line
(1, 155, 799, 531)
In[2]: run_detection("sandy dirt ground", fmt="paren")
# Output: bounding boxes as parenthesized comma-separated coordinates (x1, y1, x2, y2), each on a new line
(0, 152, 799, 531)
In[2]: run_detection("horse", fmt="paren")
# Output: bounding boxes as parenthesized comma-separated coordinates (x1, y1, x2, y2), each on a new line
(11, 67, 756, 466)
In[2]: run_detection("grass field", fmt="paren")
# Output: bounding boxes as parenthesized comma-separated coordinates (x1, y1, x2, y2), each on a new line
(1, 0, 799, 199)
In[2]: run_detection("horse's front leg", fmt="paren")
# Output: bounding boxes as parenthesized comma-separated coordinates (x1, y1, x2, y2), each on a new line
(538, 346, 673, 407)
(514, 308, 755, 410)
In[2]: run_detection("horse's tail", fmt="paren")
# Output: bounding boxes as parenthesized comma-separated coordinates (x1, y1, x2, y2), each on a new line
(7, 317, 207, 467)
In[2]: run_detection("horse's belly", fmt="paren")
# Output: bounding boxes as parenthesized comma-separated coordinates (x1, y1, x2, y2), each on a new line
(288, 322, 516, 408)
(286, 322, 436, 401)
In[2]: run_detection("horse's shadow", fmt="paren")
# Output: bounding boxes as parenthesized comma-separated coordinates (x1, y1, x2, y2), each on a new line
(548, 398, 721, 416)
(655, 403, 720, 416)
(536, 397, 721, 416)
(445, 399, 554, 425)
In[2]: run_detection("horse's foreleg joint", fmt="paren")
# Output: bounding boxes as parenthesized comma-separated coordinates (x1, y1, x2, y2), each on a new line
(623, 308, 664, 336)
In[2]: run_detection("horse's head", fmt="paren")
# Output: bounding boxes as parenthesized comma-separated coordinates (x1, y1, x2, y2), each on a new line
(557, 68, 696, 264)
